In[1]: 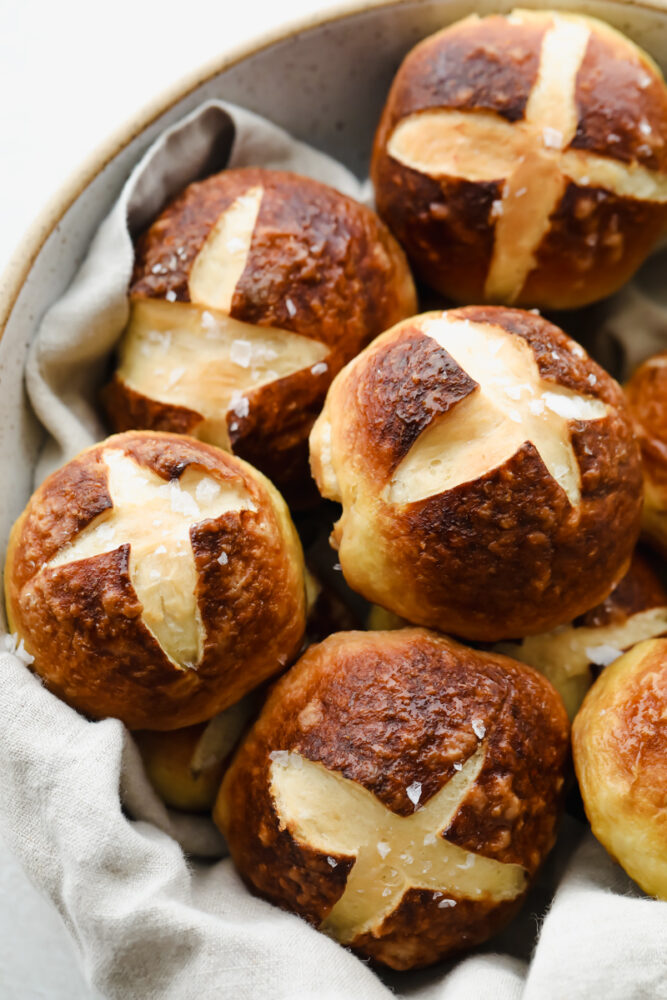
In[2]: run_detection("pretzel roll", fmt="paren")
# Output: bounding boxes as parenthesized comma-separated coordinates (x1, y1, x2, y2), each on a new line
(371, 10, 667, 309)
(310, 307, 642, 641)
(134, 692, 259, 811)
(573, 638, 667, 899)
(3, 431, 306, 730)
(625, 351, 667, 555)
(497, 550, 667, 719)
(216, 629, 569, 970)
(104, 168, 416, 502)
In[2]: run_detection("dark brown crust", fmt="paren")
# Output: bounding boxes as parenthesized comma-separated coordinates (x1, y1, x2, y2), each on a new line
(225, 363, 330, 509)
(216, 629, 569, 970)
(371, 12, 667, 308)
(625, 353, 667, 554)
(103, 374, 204, 437)
(375, 16, 546, 126)
(371, 149, 498, 307)
(317, 307, 643, 640)
(131, 169, 415, 354)
(577, 550, 667, 628)
(521, 184, 667, 310)
(4, 431, 306, 730)
(571, 32, 667, 171)
(109, 168, 416, 499)
(354, 326, 477, 472)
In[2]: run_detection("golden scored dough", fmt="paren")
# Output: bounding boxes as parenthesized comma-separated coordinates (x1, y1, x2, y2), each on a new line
(216, 629, 569, 970)
(4, 431, 307, 730)
(105, 168, 416, 502)
(372, 10, 667, 308)
(310, 307, 642, 640)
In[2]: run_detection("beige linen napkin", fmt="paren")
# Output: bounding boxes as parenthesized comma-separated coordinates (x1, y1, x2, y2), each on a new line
(1, 99, 667, 999)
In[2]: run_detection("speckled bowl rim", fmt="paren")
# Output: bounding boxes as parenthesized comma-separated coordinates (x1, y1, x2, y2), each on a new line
(2, 0, 667, 344)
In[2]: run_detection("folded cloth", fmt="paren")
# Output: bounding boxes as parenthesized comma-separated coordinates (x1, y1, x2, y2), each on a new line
(2, 99, 667, 1000)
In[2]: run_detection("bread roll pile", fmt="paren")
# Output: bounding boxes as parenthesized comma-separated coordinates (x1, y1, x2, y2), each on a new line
(4, 8, 667, 971)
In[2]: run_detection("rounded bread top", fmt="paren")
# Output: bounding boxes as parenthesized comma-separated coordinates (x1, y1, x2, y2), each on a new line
(4, 431, 306, 729)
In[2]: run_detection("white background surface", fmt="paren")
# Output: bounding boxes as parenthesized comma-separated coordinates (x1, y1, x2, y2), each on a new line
(0, 2, 333, 996)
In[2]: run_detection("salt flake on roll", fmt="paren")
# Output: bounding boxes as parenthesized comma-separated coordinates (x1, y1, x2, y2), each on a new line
(371, 9, 667, 309)
(309, 307, 642, 641)
(3, 431, 307, 730)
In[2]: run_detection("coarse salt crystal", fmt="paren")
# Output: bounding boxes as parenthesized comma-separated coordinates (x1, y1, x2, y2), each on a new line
(326, 857, 338, 868)
(217, 551, 229, 566)
(608, 132, 621, 143)
(164, 481, 200, 518)
(333, 563, 342, 572)
(269, 750, 290, 765)
(585, 644, 624, 667)
(579, 177, 590, 187)
(424, 833, 437, 846)
(166, 366, 186, 388)
(457, 853, 475, 870)
(377, 842, 391, 859)
(438, 898, 457, 909)
(165, 290, 177, 302)
(285, 297, 297, 318)
(542, 126, 563, 149)
(230, 340, 253, 368)
(230, 394, 250, 419)
(406, 781, 422, 807)
(453, 762, 463, 772)
(490, 199, 504, 219)
(529, 398, 545, 416)
(639, 119, 652, 137)
(154, 545, 167, 555)
(587, 373, 597, 386)
(514, 187, 528, 198)
(638, 71, 652, 89)
(382, 887, 392, 897)
(571, 344, 585, 358)
(195, 479, 221, 505)
(201, 311, 217, 331)
(472, 719, 486, 740)
(311, 362, 328, 376)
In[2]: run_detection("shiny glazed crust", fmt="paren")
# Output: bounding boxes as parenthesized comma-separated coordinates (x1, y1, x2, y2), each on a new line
(104, 168, 417, 501)
(573, 638, 667, 899)
(3, 431, 306, 730)
(371, 11, 667, 309)
(216, 629, 569, 970)
(309, 306, 643, 641)
(625, 352, 667, 555)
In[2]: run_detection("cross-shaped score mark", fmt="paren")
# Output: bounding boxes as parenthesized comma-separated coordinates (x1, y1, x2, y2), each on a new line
(270, 745, 527, 943)
(46, 449, 255, 668)
(119, 185, 328, 449)
(388, 315, 608, 506)
(388, 12, 667, 303)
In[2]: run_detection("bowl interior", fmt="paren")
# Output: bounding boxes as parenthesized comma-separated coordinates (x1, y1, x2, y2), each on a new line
(2, 0, 667, 629)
